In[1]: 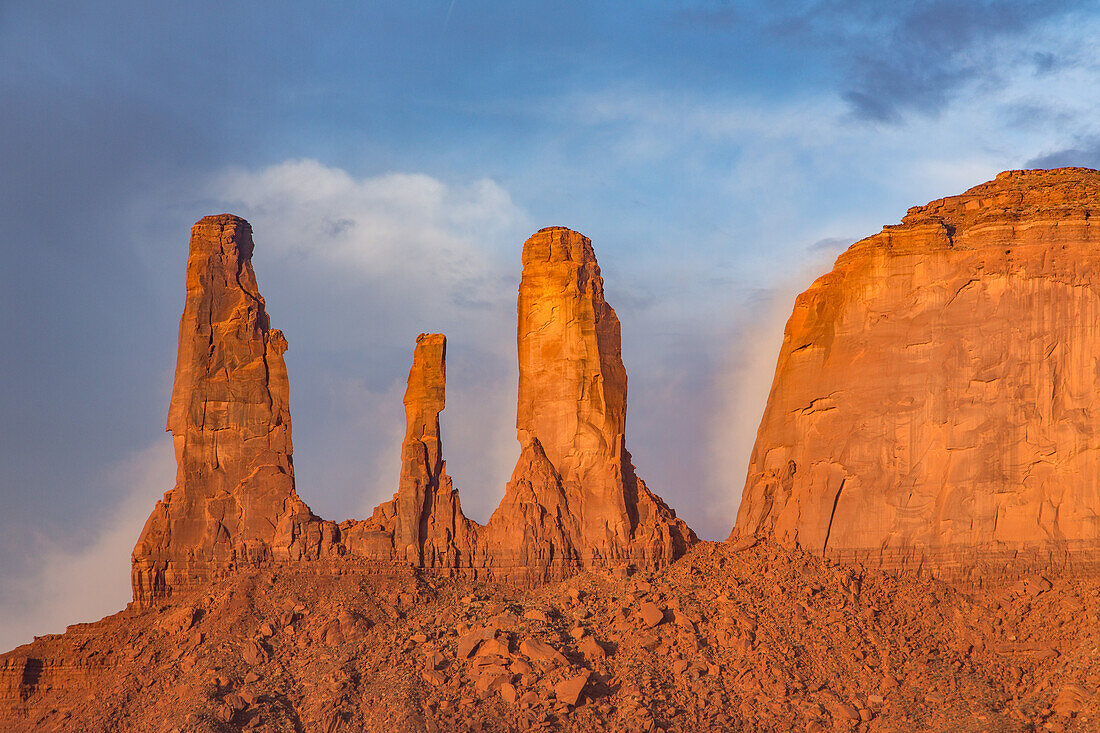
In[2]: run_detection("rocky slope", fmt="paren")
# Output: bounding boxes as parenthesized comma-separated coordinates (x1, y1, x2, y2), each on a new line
(4, 541, 1098, 732)
(732, 168, 1100, 582)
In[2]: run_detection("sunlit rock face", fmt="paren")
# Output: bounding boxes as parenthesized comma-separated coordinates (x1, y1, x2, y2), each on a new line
(732, 168, 1100, 582)
(131, 215, 333, 607)
(354, 227, 696, 580)
(511, 227, 694, 572)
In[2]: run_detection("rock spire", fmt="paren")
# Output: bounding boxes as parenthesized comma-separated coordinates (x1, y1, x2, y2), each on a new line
(131, 215, 331, 606)
(351, 228, 694, 579)
(505, 226, 694, 571)
(344, 334, 477, 569)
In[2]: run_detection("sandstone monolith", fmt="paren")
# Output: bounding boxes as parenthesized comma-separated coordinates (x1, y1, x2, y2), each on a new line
(131, 215, 332, 606)
(508, 226, 694, 571)
(731, 168, 1100, 582)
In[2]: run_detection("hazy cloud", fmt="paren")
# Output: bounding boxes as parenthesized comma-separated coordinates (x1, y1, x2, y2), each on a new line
(1026, 138, 1100, 169)
(0, 440, 175, 653)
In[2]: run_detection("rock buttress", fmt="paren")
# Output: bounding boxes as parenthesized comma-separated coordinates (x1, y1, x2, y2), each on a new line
(131, 215, 333, 607)
(731, 168, 1100, 582)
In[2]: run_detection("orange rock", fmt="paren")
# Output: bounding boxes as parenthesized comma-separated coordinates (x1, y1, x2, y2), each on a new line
(500, 682, 518, 703)
(503, 227, 695, 574)
(131, 215, 332, 607)
(344, 334, 478, 567)
(554, 671, 590, 706)
(351, 228, 695, 583)
(731, 168, 1100, 581)
(638, 602, 664, 629)
(579, 636, 606, 659)
(479, 438, 581, 582)
(519, 638, 568, 666)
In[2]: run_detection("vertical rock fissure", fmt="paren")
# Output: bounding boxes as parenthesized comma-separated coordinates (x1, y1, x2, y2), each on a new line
(822, 479, 845, 558)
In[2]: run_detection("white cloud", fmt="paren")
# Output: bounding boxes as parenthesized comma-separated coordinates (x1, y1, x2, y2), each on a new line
(211, 159, 528, 298)
(207, 160, 527, 526)
(0, 440, 175, 653)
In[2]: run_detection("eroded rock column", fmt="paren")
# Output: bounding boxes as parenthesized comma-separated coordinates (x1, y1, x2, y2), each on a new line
(507, 226, 694, 570)
(345, 334, 477, 569)
(131, 215, 330, 606)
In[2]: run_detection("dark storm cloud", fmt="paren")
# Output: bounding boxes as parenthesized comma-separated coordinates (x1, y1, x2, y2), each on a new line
(765, 0, 1086, 122)
(1026, 138, 1100, 168)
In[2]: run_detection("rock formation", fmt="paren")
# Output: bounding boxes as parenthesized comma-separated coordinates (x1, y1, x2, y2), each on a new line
(343, 334, 477, 569)
(503, 226, 694, 572)
(352, 228, 694, 580)
(479, 438, 582, 582)
(731, 168, 1100, 581)
(131, 215, 333, 607)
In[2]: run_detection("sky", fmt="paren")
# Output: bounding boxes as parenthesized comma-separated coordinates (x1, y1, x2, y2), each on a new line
(2, 0, 1099, 651)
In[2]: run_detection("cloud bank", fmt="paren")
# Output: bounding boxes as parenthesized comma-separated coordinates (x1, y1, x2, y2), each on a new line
(0, 440, 175, 653)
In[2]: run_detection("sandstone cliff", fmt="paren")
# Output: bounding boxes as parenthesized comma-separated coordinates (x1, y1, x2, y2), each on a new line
(731, 168, 1100, 581)
(131, 215, 334, 607)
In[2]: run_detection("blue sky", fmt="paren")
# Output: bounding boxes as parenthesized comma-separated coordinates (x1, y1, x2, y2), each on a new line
(2, 0, 1099, 649)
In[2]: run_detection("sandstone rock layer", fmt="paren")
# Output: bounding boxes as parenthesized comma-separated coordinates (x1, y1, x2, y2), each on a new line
(132, 215, 333, 607)
(731, 168, 1100, 581)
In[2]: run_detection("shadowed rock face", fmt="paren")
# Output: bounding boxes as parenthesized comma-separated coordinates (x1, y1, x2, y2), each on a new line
(344, 333, 477, 569)
(131, 215, 333, 607)
(732, 168, 1100, 582)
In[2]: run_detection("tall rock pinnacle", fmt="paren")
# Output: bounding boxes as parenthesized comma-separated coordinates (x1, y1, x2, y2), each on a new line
(508, 226, 694, 570)
(344, 334, 477, 569)
(131, 215, 330, 606)
(350, 229, 695, 579)
(731, 168, 1100, 581)
(393, 333, 448, 564)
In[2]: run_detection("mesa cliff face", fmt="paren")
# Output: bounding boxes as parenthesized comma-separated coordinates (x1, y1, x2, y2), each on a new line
(732, 168, 1100, 580)
(131, 215, 335, 607)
